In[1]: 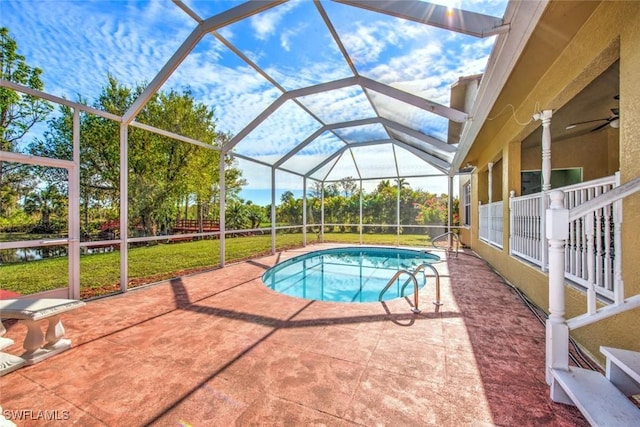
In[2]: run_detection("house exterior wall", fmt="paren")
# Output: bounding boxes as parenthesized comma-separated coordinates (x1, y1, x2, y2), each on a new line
(465, 0, 640, 363)
(521, 129, 619, 181)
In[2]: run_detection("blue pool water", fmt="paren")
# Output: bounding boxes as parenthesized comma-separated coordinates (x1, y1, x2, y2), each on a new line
(262, 247, 440, 303)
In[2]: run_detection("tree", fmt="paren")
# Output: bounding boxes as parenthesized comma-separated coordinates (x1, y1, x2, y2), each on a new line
(0, 27, 53, 217)
(413, 192, 459, 237)
(0, 27, 52, 151)
(368, 180, 397, 231)
(245, 202, 265, 229)
(277, 191, 302, 226)
(30, 76, 245, 237)
(338, 176, 357, 197)
(225, 199, 249, 231)
(23, 184, 66, 233)
(309, 181, 323, 198)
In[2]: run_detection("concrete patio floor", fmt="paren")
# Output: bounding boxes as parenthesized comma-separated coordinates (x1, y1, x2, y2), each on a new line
(0, 244, 589, 426)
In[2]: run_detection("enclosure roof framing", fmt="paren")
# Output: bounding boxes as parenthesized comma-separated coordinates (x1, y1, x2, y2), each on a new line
(116, 0, 531, 182)
(335, 0, 509, 38)
(6, 0, 548, 184)
(126, 0, 540, 181)
(123, 0, 285, 124)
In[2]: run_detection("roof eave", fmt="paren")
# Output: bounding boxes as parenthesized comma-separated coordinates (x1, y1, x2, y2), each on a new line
(450, 0, 551, 176)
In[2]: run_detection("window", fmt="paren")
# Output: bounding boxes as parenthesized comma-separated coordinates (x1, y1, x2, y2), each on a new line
(463, 182, 471, 227)
(521, 168, 582, 195)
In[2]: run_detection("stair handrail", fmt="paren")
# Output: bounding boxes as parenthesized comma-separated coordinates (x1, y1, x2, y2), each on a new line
(568, 175, 640, 222)
(546, 175, 640, 385)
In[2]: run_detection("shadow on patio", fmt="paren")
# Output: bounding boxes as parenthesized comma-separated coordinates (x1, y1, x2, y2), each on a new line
(0, 245, 588, 426)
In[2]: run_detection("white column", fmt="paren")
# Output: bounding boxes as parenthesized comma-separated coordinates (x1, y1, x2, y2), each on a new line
(545, 190, 570, 390)
(271, 167, 276, 254)
(539, 110, 553, 191)
(320, 184, 325, 242)
(448, 176, 454, 248)
(119, 124, 128, 292)
(69, 109, 81, 299)
(396, 179, 400, 244)
(302, 177, 307, 246)
(219, 154, 226, 267)
(487, 162, 494, 205)
(537, 110, 553, 270)
(359, 180, 363, 245)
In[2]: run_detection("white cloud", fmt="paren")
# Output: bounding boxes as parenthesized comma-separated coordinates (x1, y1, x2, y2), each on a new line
(249, 0, 299, 40)
(298, 86, 375, 124)
(2, 0, 194, 102)
(2, 0, 503, 192)
(280, 22, 307, 52)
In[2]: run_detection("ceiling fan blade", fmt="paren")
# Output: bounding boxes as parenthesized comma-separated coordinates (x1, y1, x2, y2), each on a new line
(566, 118, 608, 129)
(590, 121, 611, 132)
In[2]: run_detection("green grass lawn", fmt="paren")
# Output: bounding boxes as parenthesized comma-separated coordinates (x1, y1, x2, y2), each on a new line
(0, 232, 431, 299)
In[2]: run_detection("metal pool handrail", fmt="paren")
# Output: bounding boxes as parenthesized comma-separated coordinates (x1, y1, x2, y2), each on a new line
(402, 263, 442, 308)
(378, 263, 443, 313)
(379, 270, 421, 313)
(431, 231, 459, 257)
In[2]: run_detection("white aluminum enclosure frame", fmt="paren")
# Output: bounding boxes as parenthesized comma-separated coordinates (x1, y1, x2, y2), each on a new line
(0, 0, 548, 298)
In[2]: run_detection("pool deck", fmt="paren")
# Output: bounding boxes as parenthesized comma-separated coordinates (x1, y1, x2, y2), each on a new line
(0, 243, 588, 426)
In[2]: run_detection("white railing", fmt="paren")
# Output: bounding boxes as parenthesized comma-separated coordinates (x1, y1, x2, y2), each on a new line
(546, 176, 640, 388)
(510, 175, 617, 298)
(479, 201, 503, 248)
(479, 203, 489, 242)
(563, 175, 618, 299)
(510, 191, 545, 265)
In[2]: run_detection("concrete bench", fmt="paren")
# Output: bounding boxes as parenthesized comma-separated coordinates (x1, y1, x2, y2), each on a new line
(0, 298, 85, 376)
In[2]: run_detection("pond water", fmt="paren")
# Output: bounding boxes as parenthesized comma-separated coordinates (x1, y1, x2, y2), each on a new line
(0, 245, 116, 265)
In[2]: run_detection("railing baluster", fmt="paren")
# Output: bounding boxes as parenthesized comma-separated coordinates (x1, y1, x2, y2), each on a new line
(585, 213, 596, 315)
(511, 175, 621, 300)
(595, 198, 603, 289)
(613, 196, 624, 304)
(604, 203, 613, 291)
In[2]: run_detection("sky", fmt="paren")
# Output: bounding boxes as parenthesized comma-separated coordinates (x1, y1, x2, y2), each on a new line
(1, 0, 507, 205)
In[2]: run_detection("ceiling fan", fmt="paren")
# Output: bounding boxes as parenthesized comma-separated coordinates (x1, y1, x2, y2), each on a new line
(565, 95, 620, 131)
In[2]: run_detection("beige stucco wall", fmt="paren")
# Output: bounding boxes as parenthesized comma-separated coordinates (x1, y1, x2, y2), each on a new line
(521, 129, 619, 181)
(466, 1, 640, 364)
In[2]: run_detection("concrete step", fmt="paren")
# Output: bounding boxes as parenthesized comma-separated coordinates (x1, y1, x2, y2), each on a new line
(0, 337, 13, 351)
(0, 352, 26, 377)
(601, 346, 640, 396)
(551, 367, 640, 427)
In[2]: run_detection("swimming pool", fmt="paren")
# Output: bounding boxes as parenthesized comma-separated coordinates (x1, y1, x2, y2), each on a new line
(262, 247, 440, 303)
